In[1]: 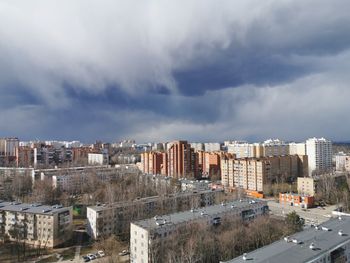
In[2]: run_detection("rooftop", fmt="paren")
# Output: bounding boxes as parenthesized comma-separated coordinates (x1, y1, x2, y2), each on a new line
(88, 189, 223, 212)
(223, 216, 350, 263)
(132, 199, 267, 231)
(0, 201, 71, 215)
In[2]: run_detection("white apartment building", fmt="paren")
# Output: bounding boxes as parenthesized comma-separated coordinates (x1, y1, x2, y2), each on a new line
(335, 152, 348, 171)
(0, 201, 72, 248)
(227, 141, 257, 158)
(190, 143, 204, 152)
(88, 153, 105, 165)
(306, 138, 332, 176)
(227, 140, 289, 158)
(87, 190, 224, 239)
(289, 142, 306, 155)
(130, 199, 268, 263)
(204, 142, 221, 152)
(260, 139, 289, 157)
(224, 217, 350, 263)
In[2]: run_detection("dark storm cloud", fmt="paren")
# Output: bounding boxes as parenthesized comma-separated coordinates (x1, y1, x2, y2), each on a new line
(1, 0, 350, 142)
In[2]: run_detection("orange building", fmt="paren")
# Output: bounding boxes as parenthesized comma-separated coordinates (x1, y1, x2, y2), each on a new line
(167, 141, 197, 178)
(15, 146, 34, 167)
(141, 152, 163, 175)
(279, 193, 314, 209)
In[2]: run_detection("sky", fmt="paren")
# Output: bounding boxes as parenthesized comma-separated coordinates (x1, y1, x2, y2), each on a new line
(1, 0, 350, 143)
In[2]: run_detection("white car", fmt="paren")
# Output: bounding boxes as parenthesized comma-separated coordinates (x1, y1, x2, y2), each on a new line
(98, 251, 105, 257)
(118, 250, 130, 256)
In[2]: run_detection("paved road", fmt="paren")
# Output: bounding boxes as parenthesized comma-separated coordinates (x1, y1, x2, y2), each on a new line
(267, 200, 338, 225)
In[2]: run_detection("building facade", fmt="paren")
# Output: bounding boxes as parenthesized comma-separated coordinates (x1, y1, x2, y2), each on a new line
(130, 199, 268, 263)
(221, 155, 308, 192)
(306, 138, 332, 176)
(0, 201, 72, 248)
(87, 189, 224, 239)
(167, 141, 197, 178)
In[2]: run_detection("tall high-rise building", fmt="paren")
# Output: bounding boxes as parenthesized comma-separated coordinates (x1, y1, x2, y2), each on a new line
(167, 141, 197, 178)
(306, 138, 332, 176)
(140, 152, 163, 175)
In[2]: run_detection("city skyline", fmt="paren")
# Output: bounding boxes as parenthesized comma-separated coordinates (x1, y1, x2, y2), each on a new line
(1, 1, 350, 142)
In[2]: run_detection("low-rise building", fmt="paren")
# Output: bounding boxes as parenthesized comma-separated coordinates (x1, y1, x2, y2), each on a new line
(297, 177, 316, 196)
(223, 217, 350, 263)
(0, 201, 72, 248)
(87, 189, 224, 240)
(279, 193, 315, 209)
(130, 199, 268, 263)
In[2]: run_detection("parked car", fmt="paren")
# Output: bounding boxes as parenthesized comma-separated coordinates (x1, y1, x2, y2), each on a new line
(87, 254, 96, 260)
(118, 250, 130, 256)
(98, 251, 105, 257)
(82, 256, 90, 262)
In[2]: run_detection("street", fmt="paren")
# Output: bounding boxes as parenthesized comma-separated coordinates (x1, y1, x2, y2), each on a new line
(267, 200, 338, 225)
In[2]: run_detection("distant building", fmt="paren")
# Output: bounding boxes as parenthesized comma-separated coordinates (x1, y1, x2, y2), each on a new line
(87, 189, 224, 239)
(130, 199, 268, 263)
(190, 143, 204, 152)
(0, 201, 73, 248)
(279, 193, 314, 209)
(223, 217, 350, 263)
(140, 152, 163, 175)
(167, 141, 197, 178)
(335, 152, 348, 171)
(0, 137, 19, 157)
(289, 142, 306, 155)
(306, 137, 332, 176)
(221, 155, 308, 192)
(227, 139, 289, 159)
(297, 177, 316, 196)
(204, 142, 221, 152)
(88, 153, 108, 165)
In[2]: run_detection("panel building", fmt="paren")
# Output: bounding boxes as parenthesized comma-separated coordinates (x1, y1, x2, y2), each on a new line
(306, 138, 332, 176)
(223, 217, 350, 263)
(87, 189, 224, 239)
(130, 199, 268, 263)
(0, 201, 72, 248)
(221, 155, 308, 192)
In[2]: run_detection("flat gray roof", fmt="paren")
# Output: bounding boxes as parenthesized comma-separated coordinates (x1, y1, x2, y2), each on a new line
(88, 189, 223, 212)
(0, 201, 70, 215)
(132, 199, 267, 231)
(224, 217, 350, 263)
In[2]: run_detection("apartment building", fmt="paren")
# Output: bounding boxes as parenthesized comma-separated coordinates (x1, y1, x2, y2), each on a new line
(167, 141, 197, 178)
(87, 189, 224, 239)
(306, 138, 332, 176)
(0, 201, 72, 248)
(297, 177, 316, 196)
(204, 142, 221, 152)
(257, 139, 290, 157)
(223, 217, 350, 263)
(36, 165, 135, 193)
(227, 139, 289, 159)
(289, 142, 306, 155)
(0, 137, 19, 157)
(334, 152, 349, 171)
(227, 141, 257, 158)
(221, 155, 308, 192)
(130, 199, 268, 263)
(140, 152, 163, 175)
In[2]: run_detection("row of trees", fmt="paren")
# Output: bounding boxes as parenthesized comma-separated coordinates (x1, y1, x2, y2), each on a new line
(150, 213, 303, 263)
